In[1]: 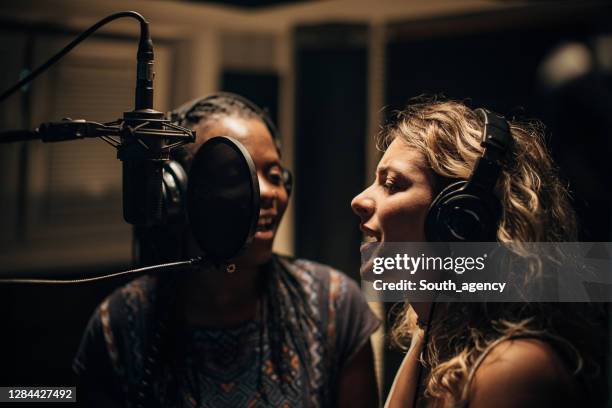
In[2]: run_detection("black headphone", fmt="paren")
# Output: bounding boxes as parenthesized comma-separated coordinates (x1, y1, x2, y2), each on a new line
(162, 92, 293, 225)
(425, 109, 513, 242)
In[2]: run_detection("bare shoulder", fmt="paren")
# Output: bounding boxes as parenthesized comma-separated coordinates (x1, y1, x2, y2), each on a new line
(469, 338, 578, 408)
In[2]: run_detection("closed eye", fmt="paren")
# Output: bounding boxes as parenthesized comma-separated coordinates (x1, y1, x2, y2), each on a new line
(376, 165, 410, 194)
(382, 180, 400, 193)
(381, 174, 410, 194)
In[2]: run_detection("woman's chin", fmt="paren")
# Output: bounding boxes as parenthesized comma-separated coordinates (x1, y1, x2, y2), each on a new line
(237, 236, 274, 266)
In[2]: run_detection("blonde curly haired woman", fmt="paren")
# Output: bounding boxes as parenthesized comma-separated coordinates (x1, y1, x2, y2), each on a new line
(351, 98, 606, 407)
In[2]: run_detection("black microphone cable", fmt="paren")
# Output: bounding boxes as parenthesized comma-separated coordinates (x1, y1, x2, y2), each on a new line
(0, 257, 203, 285)
(0, 11, 149, 104)
(412, 301, 437, 408)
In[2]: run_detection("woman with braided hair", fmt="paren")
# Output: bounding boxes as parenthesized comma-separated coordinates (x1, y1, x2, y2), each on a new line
(74, 93, 380, 407)
(351, 98, 607, 407)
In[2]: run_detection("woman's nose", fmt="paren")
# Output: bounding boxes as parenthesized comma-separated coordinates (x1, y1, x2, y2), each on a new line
(259, 175, 278, 207)
(351, 190, 375, 221)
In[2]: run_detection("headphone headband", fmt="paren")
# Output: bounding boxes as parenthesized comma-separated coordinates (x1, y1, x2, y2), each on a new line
(476, 108, 512, 160)
(467, 109, 513, 193)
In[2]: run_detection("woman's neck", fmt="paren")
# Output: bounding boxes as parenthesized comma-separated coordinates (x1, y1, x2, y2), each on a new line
(174, 260, 266, 328)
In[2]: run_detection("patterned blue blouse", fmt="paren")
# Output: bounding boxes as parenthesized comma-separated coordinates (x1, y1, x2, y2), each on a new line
(74, 255, 380, 407)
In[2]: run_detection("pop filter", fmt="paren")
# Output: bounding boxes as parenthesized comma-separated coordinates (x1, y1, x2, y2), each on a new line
(187, 136, 260, 261)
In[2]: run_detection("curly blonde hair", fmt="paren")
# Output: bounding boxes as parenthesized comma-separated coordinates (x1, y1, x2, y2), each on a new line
(383, 98, 605, 407)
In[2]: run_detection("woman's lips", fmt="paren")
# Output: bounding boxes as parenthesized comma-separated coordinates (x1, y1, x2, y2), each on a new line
(360, 235, 381, 254)
(255, 214, 277, 239)
(360, 241, 374, 252)
(360, 224, 381, 242)
(357, 224, 383, 277)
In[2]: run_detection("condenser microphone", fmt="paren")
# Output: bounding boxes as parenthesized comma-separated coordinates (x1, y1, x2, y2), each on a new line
(119, 17, 165, 226)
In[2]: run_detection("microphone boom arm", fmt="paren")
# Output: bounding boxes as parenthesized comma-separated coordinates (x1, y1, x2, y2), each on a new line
(36, 118, 195, 146)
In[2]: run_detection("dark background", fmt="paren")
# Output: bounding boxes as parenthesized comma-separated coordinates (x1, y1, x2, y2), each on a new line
(0, 1, 611, 406)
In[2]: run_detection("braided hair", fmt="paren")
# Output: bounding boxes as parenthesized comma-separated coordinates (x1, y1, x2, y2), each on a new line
(170, 92, 281, 167)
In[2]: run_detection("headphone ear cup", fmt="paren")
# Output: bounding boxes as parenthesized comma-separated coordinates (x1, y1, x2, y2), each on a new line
(282, 168, 293, 197)
(162, 160, 188, 224)
(426, 181, 499, 242)
(426, 181, 465, 242)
